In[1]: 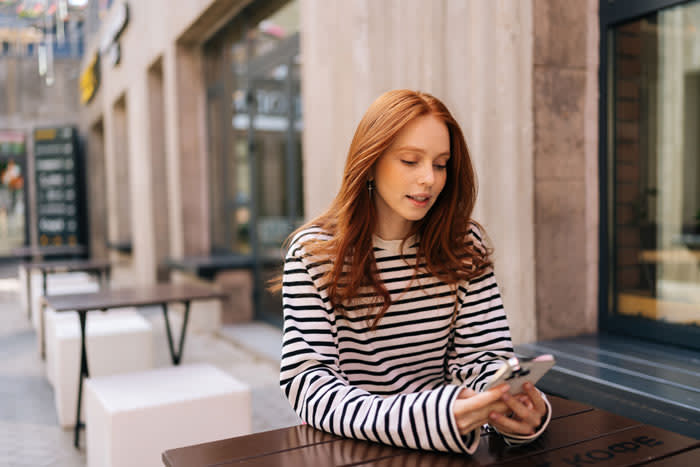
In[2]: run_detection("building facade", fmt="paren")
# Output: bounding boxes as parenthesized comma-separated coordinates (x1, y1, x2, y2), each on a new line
(1, 2, 91, 258)
(78, 0, 699, 348)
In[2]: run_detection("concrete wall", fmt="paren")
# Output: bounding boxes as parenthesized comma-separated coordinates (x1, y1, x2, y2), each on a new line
(533, 0, 599, 339)
(0, 58, 80, 124)
(300, 0, 537, 344)
(301, 0, 600, 343)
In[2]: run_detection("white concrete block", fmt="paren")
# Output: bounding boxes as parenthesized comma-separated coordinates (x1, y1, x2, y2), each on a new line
(35, 280, 102, 357)
(85, 363, 251, 467)
(53, 310, 154, 428)
(18, 267, 93, 318)
(45, 307, 141, 387)
(31, 275, 99, 333)
(189, 299, 222, 333)
(18, 265, 28, 310)
(108, 260, 136, 288)
(170, 271, 223, 332)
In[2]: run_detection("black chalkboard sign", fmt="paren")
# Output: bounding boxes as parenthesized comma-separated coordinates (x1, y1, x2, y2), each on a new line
(33, 126, 85, 248)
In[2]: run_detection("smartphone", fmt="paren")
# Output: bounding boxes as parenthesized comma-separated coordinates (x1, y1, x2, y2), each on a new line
(482, 354, 556, 395)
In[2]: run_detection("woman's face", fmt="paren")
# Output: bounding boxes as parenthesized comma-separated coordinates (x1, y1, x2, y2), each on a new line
(372, 114, 450, 240)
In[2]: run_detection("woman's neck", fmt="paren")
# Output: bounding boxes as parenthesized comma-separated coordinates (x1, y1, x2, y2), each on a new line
(374, 221, 413, 241)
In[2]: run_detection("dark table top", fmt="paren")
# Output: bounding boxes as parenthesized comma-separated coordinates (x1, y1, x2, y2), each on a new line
(162, 395, 700, 467)
(45, 283, 229, 312)
(165, 254, 283, 279)
(21, 259, 112, 273)
(12, 245, 87, 258)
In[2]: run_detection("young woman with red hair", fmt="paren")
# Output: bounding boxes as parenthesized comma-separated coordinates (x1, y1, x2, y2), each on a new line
(279, 90, 550, 454)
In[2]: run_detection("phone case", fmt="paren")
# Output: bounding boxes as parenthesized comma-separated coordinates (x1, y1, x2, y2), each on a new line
(482, 354, 556, 394)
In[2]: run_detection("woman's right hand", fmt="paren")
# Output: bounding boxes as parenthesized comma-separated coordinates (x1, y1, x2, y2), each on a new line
(453, 384, 511, 435)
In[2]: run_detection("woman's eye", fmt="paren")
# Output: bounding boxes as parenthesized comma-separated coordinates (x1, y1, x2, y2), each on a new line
(401, 160, 417, 166)
(434, 164, 447, 170)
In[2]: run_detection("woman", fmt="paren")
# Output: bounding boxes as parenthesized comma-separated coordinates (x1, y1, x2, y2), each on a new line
(279, 90, 550, 454)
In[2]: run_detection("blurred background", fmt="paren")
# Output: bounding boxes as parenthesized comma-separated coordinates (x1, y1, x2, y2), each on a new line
(2, 0, 696, 346)
(0, 0, 699, 460)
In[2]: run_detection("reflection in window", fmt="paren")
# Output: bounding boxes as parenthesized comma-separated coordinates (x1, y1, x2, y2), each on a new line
(205, 0, 302, 259)
(0, 156, 26, 255)
(611, 1, 700, 326)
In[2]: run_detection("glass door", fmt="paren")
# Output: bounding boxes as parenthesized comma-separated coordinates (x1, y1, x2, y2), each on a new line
(204, 0, 302, 325)
(245, 32, 303, 325)
(603, 0, 700, 348)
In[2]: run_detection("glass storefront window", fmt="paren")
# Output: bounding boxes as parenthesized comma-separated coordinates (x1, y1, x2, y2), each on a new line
(249, 0, 299, 60)
(233, 205, 251, 253)
(0, 131, 27, 256)
(233, 137, 250, 204)
(609, 1, 700, 329)
(204, 0, 302, 324)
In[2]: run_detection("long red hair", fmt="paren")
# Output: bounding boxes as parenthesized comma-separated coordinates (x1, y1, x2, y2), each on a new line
(284, 89, 491, 326)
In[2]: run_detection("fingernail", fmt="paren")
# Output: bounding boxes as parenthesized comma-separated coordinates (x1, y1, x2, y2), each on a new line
(524, 382, 533, 390)
(502, 393, 510, 401)
(490, 412, 499, 420)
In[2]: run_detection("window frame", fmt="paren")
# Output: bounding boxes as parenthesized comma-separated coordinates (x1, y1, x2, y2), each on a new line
(598, 0, 700, 349)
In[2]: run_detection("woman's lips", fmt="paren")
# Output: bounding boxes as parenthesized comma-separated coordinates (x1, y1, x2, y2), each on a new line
(407, 195, 430, 207)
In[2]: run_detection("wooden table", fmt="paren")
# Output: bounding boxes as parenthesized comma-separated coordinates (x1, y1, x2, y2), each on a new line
(22, 259, 112, 347)
(44, 283, 229, 449)
(162, 395, 700, 466)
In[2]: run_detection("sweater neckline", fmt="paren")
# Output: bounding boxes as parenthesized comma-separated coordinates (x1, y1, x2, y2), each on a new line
(372, 234, 417, 254)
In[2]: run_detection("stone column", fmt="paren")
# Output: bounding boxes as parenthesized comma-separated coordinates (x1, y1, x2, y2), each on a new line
(126, 74, 157, 284)
(533, 0, 599, 339)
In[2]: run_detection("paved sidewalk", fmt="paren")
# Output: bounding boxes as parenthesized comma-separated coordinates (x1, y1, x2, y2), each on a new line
(0, 266, 299, 467)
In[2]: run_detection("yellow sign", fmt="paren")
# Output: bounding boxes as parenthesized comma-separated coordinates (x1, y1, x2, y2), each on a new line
(80, 53, 100, 104)
(34, 128, 57, 141)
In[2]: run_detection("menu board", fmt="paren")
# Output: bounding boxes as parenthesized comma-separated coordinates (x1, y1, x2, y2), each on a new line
(33, 126, 85, 247)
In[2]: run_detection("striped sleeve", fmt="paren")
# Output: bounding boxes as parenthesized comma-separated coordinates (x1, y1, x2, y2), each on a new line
(446, 270, 515, 391)
(446, 227, 515, 391)
(279, 243, 479, 454)
(446, 228, 551, 446)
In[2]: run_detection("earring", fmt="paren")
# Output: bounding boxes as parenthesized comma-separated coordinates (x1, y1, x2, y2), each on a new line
(367, 179, 375, 195)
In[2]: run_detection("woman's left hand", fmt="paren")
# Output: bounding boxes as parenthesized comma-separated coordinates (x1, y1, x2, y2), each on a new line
(487, 382, 547, 436)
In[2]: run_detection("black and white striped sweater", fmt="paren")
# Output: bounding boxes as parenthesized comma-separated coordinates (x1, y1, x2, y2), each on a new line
(279, 226, 551, 454)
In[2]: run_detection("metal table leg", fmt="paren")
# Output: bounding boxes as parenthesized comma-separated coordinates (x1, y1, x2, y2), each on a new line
(25, 266, 32, 321)
(74, 310, 90, 448)
(92, 270, 104, 290)
(40, 271, 48, 360)
(40, 298, 46, 360)
(162, 301, 191, 365)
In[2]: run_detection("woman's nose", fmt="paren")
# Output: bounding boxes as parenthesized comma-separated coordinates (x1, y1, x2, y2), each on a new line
(418, 163, 434, 185)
